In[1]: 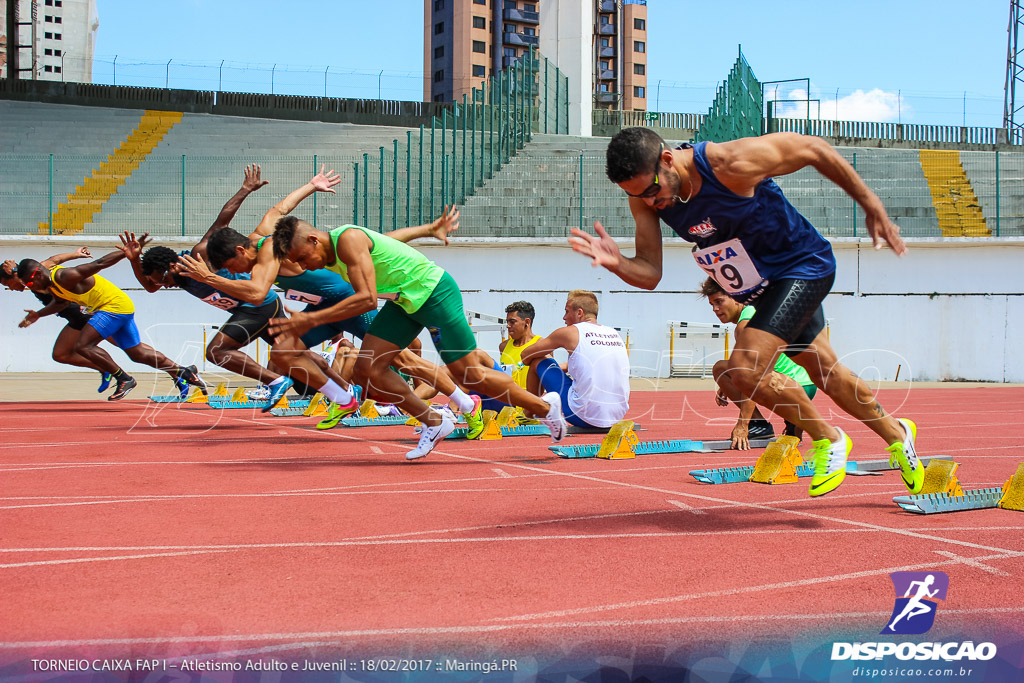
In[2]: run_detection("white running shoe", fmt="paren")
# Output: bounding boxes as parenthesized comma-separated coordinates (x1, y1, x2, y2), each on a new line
(246, 385, 271, 400)
(538, 392, 567, 443)
(406, 414, 456, 460)
(414, 404, 459, 433)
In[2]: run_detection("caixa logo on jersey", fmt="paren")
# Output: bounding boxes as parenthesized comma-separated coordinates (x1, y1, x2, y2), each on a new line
(883, 571, 948, 634)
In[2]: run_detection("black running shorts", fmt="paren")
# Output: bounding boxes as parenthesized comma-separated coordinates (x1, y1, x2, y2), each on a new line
(217, 298, 281, 346)
(745, 274, 835, 357)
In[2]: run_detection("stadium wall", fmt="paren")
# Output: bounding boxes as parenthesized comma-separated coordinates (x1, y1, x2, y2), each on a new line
(1, 237, 1022, 383)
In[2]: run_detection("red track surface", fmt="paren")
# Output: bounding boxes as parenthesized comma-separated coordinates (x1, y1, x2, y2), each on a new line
(2, 387, 1024, 668)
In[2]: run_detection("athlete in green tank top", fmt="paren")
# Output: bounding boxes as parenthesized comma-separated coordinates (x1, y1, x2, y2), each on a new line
(269, 210, 569, 460)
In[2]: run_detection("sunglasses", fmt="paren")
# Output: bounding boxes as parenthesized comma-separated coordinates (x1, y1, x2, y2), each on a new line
(625, 143, 664, 199)
(24, 266, 42, 287)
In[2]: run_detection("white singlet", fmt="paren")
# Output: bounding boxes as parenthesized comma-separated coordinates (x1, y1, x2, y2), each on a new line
(566, 321, 630, 427)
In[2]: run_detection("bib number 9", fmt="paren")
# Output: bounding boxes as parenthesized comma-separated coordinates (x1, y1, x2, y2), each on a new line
(692, 238, 765, 295)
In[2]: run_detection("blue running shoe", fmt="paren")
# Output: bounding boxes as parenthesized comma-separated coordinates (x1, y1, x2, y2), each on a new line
(97, 372, 113, 393)
(173, 376, 189, 399)
(261, 377, 294, 413)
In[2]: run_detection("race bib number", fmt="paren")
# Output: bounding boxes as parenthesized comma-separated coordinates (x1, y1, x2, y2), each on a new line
(285, 289, 323, 305)
(201, 292, 242, 311)
(692, 238, 766, 296)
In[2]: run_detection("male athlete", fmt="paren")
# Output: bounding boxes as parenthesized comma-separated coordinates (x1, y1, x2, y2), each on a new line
(572, 128, 920, 496)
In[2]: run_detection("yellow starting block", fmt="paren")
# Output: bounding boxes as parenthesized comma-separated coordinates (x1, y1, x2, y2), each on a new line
(749, 435, 803, 484)
(478, 410, 503, 440)
(999, 463, 1024, 511)
(596, 420, 638, 459)
(358, 399, 380, 419)
(186, 382, 227, 404)
(495, 406, 519, 428)
(918, 459, 964, 497)
(302, 393, 330, 418)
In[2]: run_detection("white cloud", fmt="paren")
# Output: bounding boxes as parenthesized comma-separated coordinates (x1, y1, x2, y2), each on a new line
(765, 86, 909, 123)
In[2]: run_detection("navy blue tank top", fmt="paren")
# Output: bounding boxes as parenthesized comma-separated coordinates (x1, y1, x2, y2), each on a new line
(173, 251, 277, 311)
(657, 142, 835, 303)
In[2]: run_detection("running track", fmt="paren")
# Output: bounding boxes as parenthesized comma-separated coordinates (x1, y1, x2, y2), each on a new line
(2, 387, 1024, 678)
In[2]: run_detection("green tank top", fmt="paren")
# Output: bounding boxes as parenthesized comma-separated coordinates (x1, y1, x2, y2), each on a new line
(326, 225, 444, 314)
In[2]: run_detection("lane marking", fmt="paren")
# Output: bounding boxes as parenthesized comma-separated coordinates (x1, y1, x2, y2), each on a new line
(492, 469, 513, 478)
(667, 499, 705, 515)
(933, 549, 1011, 576)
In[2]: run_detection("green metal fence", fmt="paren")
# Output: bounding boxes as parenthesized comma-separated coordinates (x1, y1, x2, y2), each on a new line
(694, 46, 762, 143)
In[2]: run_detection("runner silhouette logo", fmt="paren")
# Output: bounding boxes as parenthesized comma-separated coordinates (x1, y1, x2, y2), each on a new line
(882, 571, 949, 635)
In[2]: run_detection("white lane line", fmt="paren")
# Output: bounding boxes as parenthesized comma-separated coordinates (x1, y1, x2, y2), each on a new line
(0, 549, 234, 569)
(666, 499, 705, 515)
(369, 446, 383, 454)
(933, 549, 1011, 576)
(491, 551, 1024, 623)
(492, 469, 513, 478)
(3, 606, 1023, 650)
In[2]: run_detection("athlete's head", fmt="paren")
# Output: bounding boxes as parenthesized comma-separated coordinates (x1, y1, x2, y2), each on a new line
(606, 127, 683, 211)
(17, 259, 50, 292)
(207, 227, 255, 273)
(564, 289, 598, 325)
(141, 246, 182, 288)
(504, 300, 535, 342)
(273, 215, 329, 270)
(699, 276, 743, 324)
(0, 259, 26, 291)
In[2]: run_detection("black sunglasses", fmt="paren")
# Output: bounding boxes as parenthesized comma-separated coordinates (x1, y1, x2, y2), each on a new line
(625, 143, 664, 199)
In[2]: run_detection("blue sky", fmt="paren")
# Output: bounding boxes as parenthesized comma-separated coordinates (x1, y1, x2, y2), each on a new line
(92, 0, 1009, 128)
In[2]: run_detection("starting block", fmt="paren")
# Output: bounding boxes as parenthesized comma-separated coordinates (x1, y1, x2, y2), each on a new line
(272, 391, 329, 417)
(894, 463, 1024, 514)
(208, 386, 303, 411)
(359, 399, 381, 419)
(148, 382, 226, 404)
(551, 434, 766, 459)
(548, 420, 638, 458)
(748, 436, 803, 484)
(691, 453, 935, 485)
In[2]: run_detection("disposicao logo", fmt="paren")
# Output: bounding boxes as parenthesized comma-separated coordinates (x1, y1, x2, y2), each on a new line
(882, 571, 948, 635)
(831, 570, 997, 663)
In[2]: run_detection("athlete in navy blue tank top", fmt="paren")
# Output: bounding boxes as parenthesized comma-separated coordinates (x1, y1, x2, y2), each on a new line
(571, 127, 923, 498)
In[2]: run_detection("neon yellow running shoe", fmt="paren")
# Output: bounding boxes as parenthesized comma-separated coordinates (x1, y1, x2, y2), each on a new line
(808, 427, 852, 497)
(887, 418, 923, 494)
(464, 395, 485, 440)
(316, 396, 359, 430)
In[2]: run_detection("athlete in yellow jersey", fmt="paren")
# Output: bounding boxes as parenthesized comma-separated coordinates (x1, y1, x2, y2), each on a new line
(478, 300, 543, 415)
(18, 248, 207, 401)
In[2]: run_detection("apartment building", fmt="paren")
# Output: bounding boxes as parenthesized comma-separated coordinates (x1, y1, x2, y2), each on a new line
(423, 0, 647, 111)
(1, 0, 98, 83)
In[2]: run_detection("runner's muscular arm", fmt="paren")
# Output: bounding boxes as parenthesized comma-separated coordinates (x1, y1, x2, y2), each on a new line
(267, 230, 376, 338)
(709, 133, 905, 255)
(42, 246, 91, 268)
(194, 164, 269, 259)
(568, 201, 663, 290)
(250, 165, 340, 239)
(53, 249, 128, 291)
(386, 206, 459, 245)
(520, 326, 578, 364)
(177, 239, 282, 305)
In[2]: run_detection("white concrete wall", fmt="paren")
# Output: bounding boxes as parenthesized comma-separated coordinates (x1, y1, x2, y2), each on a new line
(2, 236, 1023, 382)
(539, 0, 592, 137)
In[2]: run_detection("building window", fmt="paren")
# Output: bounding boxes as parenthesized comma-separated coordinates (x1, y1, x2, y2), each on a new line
(434, 69, 444, 83)
(44, 48, 53, 56)
(54, 33, 61, 40)
(599, 84, 609, 93)
(434, 0, 443, 9)
(634, 18, 646, 30)
(522, 26, 535, 36)
(473, 64, 486, 77)
(472, 40, 486, 53)
(434, 92, 447, 102)
(600, 15, 611, 25)
(634, 86, 645, 98)
(435, 21, 444, 34)
(55, 0, 62, 5)
(55, 15, 62, 23)
(474, 0, 486, 4)
(634, 63, 645, 75)
(601, 60, 610, 70)
(600, 38, 609, 47)
(54, 49, 61, 56)
(434, 45, 444, 59)
(634, 41, 645, 53)
(44, 32, 52, 39)
(44, 65, 53, 72)
(473, 16, 486, 29)
(503, 47, 516, 57)
(524, 3, 535, 10)
(54, 66, 61, 73)
(504, 0, 517, 8)
(45, 15, 52, 22)
(45, 0, 52, 5)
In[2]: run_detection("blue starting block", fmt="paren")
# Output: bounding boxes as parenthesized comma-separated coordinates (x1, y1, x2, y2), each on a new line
(447, 424, 551, 440)
(207, 397, 310, 411)
(893, 488, 1005, 514)
(147, 395, 188, 403)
